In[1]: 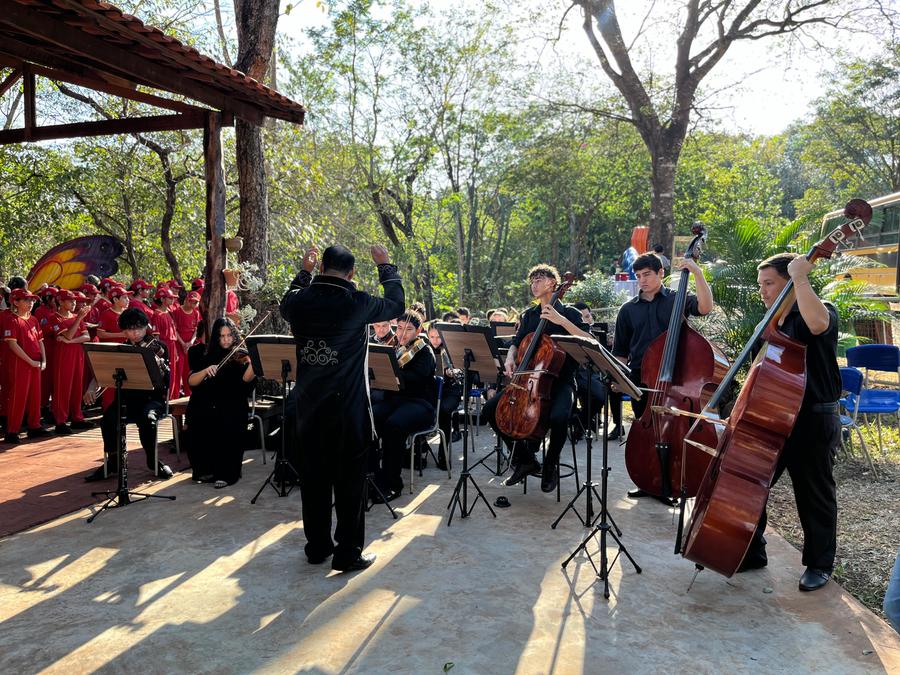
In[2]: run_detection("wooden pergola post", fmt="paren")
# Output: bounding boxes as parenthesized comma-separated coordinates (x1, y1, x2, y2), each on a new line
(203, 111, 226, 332)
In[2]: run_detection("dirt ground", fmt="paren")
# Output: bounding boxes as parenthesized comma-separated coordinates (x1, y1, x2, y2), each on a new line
(769, 456, 900, 620)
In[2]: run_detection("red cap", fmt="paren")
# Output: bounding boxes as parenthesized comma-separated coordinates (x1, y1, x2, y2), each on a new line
(80, 283, 100, 296)
(191, 277, 205, 290)
(38, 286, 58, 297)
(11, 288, 38, 302)
(56, 289, 76, 302)
(168, 278, 184, 289)
(131, 278, 152, 291)
(100, 277, 117, 291)
(109, 286, 134, 300)
(185, 290, 201, 302)
(73, 291, 88, 302)
(155, 286, 177, 300)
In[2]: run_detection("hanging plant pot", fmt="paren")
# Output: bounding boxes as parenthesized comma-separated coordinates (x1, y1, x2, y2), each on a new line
(223, 268, 240, 288)
(224, 236, 244, 253)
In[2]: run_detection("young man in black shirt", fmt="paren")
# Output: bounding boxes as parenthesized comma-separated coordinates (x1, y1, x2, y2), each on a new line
(739, 253, 841, 592)
(482, 264, 591, 493)
(612, 252, 713, 499)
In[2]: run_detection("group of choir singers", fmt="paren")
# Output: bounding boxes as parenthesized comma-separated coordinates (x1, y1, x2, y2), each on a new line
(0, 241, 840, 588)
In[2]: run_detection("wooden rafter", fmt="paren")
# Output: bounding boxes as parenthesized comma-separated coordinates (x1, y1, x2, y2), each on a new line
(0, 67, 22, 98)
(0, 110, 234, 145)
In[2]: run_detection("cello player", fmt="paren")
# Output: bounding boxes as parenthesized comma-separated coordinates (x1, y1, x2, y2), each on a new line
(739, 253, 840, 592)
(481, 264, 591, 492)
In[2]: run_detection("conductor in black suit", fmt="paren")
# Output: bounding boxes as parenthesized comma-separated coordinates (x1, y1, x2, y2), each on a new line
(280, 244, 405, 573)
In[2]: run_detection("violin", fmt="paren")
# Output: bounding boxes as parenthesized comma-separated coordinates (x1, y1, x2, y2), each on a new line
(396, 337, 428, 368)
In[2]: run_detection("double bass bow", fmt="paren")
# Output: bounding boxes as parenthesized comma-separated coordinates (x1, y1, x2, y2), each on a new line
(495, 273, 575, 441)
(624, 224, 730, 499)
(681, 199, 872, 577)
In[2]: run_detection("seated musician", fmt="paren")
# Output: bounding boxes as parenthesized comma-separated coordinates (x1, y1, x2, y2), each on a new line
(84, 308, 174, 482)
(740, 253, 840, 592)
(427, 322, 462, 451)
(482, 264, 591, 492)
(370, 320, 398, 346)
(612, 251, 712, 498)
(371, 310, 436, 501)
(184, 318, 257, 488)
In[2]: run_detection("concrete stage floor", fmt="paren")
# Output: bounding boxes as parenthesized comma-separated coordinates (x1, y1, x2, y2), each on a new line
(1, 430, 898, 674)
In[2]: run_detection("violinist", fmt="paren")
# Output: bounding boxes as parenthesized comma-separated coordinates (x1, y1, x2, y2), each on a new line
(84, 308, 174, 481)
(427, 322, 462, 451)
(482, 264, 591, 492)
(612, 252, 712, 499)
(371, 311, 436, 500)
(370, 320, 398, 346)
(184, 318, 257, 488)
(740, 253, 840, 592)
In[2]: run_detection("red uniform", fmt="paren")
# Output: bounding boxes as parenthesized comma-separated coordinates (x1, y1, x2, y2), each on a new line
(0, 310, 10, 419)
(97, 308, 126, 410)
(129, 298, 153, 321)
(34, 304, 55, 409)
(154, 308, 180, 399)
(94, 297, 112, 315)
(49, 313, 88, 425)
(172, 305, 201, 395)
(4, 314, 43, 434)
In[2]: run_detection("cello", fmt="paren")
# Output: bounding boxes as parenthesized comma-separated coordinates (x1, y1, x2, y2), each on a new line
(624, 224, 730, 498)
(495, 273, 575, 441)
(682, 199, 872, 577)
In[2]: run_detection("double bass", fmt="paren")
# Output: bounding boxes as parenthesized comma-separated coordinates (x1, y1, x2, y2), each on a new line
(682, 199, 872, 577)
(495, 273, 575, 441)
(624, 224, 730, 499)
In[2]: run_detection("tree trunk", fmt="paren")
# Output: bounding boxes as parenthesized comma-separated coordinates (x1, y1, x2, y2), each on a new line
(233, 0, 279, 282)
(204, 112, 227, 333)
(649, 150, 678, 250)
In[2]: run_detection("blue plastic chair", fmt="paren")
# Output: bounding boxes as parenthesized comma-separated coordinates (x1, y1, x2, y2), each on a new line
(838, 367, 877, 475)
(407, 376, 450, 493)
(845, 345, 900, 454)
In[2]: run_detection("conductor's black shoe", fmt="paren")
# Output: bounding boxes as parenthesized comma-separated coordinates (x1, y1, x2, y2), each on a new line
(84, 467, 111, 482)
(451, 430, 462, 443)
(505, 459, 541, 486)
(737, 555, 768, 573)
(307, 552, 333, 565)
(605, 425, 623, 440)
(3, 433, 20, 445)
(54, 424, 74, 435)
(332, 553, 376, 573)
(27, 427, 51, 439)
(541, 466, 559, 493)
(70, 420, 96, 430)
(799, 567, 831, 592)
(627, 488, 649, 498)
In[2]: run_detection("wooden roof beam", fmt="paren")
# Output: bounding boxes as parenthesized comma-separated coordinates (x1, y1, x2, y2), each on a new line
(0, 67, 22, 98)
(0, 109, 234, 145)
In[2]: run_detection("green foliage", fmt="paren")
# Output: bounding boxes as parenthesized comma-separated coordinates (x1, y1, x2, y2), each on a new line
(568, 270, 628, 312)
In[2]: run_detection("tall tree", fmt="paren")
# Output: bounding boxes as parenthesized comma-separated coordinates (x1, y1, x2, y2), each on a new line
(570, 0, 896, 249)
(234, 0, 280, 281)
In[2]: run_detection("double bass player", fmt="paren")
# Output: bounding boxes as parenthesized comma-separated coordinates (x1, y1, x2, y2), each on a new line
(738, 252, 840, 592)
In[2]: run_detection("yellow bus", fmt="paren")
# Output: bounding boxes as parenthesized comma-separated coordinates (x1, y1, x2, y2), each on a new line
(821, 191, 900, 296)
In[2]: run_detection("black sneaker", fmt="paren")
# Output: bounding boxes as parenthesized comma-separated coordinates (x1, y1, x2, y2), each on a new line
(55, 424, 74, 435)
(70, 420, 96, 430)
(27, 427, 51, 439)
(4, 432, 20, 445)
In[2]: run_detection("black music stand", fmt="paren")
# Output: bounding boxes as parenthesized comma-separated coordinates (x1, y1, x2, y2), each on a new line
(554, 335, 643, 599)
(490, 320, 516, 338)
(366, 344, 402, 519)
(248, 335, 300, 502)
(437, 323, 498, 525)
(84, 343, 176, 523)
